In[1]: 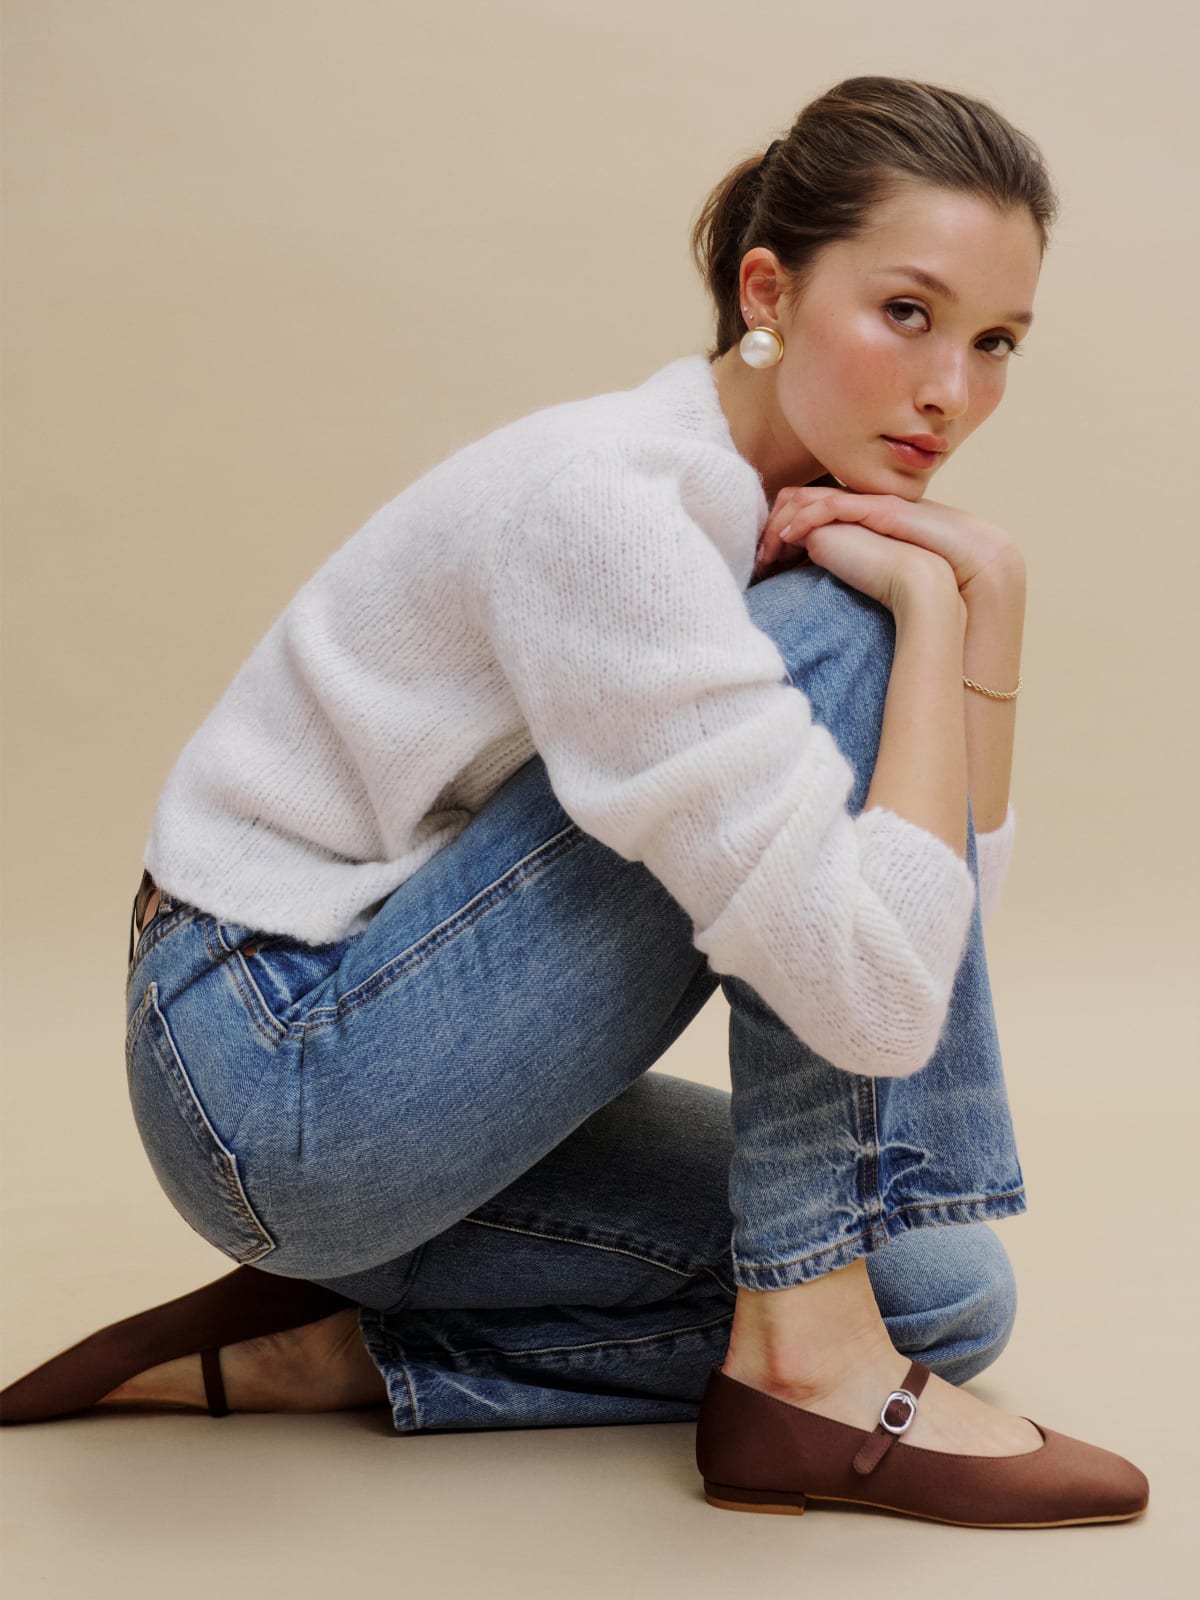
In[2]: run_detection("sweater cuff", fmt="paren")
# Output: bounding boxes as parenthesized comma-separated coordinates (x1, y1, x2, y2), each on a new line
(856, 806, 978, 985)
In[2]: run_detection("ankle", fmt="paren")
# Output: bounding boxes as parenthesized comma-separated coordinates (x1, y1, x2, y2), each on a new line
(722, 1322, 899, 1404)
(722, 1260, 897, 1401)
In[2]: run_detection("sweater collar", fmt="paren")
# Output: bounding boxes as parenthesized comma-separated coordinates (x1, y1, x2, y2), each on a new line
(634, 352, 737, 450)
(637, 352, 769, 513)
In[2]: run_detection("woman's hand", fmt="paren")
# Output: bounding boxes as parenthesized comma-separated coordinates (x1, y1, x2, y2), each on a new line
(755, 516, 957, 615)
(754, 485, 1023, 598)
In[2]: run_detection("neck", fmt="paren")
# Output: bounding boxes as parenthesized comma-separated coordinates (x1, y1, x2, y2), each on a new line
(709, 346, 828, 506)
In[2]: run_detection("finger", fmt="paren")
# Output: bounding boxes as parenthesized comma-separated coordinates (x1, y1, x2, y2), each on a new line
(784, 495, 886, 542)
(768, 485, 842, 536)
(770, 487, 876, 556)
(760, 506, 796, 563)
(764, 520, 804, 565)
(780, 514, 822, 544)
(798, 494, 872, 530)
(782, 498, 850, 540)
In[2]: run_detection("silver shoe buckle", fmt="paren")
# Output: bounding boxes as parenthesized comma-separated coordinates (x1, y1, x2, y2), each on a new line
(880, 1389, 918, 1435)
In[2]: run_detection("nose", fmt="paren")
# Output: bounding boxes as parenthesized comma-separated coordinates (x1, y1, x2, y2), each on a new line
(916, 348, 970, 422)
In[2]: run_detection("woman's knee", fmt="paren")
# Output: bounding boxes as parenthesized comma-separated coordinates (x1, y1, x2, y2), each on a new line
(748, 563, 894, 675)
(866, 1220, 1018, 1386)
(745, 565, 896, 806)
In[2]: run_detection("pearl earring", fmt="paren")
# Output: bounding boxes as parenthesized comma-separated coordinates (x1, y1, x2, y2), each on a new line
(738, 307, 784, 368)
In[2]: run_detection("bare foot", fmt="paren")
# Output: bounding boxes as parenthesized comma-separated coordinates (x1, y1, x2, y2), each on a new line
(96, 1309, 388, 1414)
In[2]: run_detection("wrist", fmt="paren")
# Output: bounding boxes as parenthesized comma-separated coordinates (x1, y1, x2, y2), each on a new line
(893, 572, 967, 632)
(961, 552, 1027, 609)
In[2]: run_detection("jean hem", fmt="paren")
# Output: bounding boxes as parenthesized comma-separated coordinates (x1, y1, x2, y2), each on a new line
(356, 1303, 737, 1434)
(730, 1187, 1028, 1291)
(358, 1307, 421, 1432)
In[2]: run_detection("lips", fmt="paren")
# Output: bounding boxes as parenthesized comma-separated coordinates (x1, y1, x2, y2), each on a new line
(883, 436, 941, 468)
(884, 435, 946, 454)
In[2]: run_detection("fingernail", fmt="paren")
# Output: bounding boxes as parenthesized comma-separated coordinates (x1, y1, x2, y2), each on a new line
(779, 523, 793, 541)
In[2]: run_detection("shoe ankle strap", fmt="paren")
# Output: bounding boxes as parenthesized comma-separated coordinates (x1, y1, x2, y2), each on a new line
(851, 1358, 931, 1476)
(201, 1347, 230, 1417)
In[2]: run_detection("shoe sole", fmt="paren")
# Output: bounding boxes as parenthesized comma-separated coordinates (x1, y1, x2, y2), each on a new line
(702, 1480, 1147, 1527)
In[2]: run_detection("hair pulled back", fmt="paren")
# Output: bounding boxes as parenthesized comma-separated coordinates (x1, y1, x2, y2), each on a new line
(690, 75, 1060, 363)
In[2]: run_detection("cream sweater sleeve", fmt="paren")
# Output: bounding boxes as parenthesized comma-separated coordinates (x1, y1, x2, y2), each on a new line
(470, 449, 978, 1079)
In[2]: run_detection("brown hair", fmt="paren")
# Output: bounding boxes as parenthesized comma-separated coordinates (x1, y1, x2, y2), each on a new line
(690, 75, 1060, 363)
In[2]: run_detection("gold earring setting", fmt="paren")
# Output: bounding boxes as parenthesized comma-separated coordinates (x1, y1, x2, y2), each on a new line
(739, 306, 784, 368)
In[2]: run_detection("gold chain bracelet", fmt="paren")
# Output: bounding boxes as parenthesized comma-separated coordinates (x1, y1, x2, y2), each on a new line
(962, 673, 1022, 700)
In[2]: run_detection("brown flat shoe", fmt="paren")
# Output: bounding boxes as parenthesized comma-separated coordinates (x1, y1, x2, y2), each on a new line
(0, 1264, 357, 1424)
(696, 1359, 1150, 1528)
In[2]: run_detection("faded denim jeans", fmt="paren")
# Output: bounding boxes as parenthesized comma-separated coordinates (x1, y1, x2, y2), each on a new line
(124, 561, 1027, 1433)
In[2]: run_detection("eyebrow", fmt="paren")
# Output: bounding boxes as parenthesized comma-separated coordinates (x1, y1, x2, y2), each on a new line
(872, 264, 1035, 329)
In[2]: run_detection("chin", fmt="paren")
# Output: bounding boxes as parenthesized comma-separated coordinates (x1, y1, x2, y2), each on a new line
(828, 468, 909, 498)
(875, 463, 930, 500)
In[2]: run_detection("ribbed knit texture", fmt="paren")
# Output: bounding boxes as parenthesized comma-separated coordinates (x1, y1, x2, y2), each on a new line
(144, 352, 1015, 1080)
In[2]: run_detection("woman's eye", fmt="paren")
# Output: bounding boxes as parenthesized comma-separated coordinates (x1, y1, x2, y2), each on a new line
(886, 299, 928, 330)
(978, 333, 1021, 359)
(886, 301, 1022, 360)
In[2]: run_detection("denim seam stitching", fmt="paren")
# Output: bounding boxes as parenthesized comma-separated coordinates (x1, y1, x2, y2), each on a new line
(298, 823, 585, 1034)
(136, 981, 277, 1264)
(891, 1188, 1026, 1216)
(391, 1348, 421, 1430)
(460, 1214, 729, 1291)
(856, 1074, 888, 1245)
(734, 1186, 1028, 1273)
(127, 906, 196, 985)
(413, 1309, 736, 1362)
(736, 1225, 885, 1274)
(704, 1263, 738, 1299)
(357, 1313, 422, 1429)
(125, 981, 155, 1051)
(464, 1222, 739, 1299)
(202, 916, 289, 1050)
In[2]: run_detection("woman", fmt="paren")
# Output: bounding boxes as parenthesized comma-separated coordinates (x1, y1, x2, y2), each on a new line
(1, 75, 1149, 1528)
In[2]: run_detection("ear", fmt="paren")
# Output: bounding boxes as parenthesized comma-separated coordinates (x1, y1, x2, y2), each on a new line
(738, 248, 791, 324)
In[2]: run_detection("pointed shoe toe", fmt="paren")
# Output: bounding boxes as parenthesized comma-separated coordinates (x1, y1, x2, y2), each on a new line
(695, 1360, 1149, 1529)
(0, 1264, 355, 1425)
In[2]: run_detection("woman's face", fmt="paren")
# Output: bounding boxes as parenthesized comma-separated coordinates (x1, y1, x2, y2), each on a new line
(737, 183, 1043, 502)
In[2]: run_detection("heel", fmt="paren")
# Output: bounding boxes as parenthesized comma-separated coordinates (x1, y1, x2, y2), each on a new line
(703, 1479, 807, 1516)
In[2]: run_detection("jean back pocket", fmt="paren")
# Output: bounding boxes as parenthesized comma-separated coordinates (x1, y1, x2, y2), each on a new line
(126, 981, 277, 1266)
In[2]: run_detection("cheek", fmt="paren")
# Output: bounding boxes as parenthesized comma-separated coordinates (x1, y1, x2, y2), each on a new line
(831, 318, 909, 411)
(972, 369, 1007, 422)
(786, 320, 901, 430)
(845, 345, 906, 409)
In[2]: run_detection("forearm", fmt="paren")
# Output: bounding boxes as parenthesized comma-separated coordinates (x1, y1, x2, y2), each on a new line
(864, 576, 970, 861)
(960, 558, 1026, 834)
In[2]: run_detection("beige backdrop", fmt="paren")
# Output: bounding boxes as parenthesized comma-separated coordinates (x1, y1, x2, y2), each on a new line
(2, 2, 1195, 1594)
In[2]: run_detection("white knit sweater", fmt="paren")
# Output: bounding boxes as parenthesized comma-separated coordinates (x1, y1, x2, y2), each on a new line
(144, 352, 1017, 1079)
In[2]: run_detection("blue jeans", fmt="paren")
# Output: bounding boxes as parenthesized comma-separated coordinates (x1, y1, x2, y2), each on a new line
(125, 563, 1027, 1433)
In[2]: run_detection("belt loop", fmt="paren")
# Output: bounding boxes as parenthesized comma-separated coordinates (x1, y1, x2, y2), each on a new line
(129, 867, 155, 967)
